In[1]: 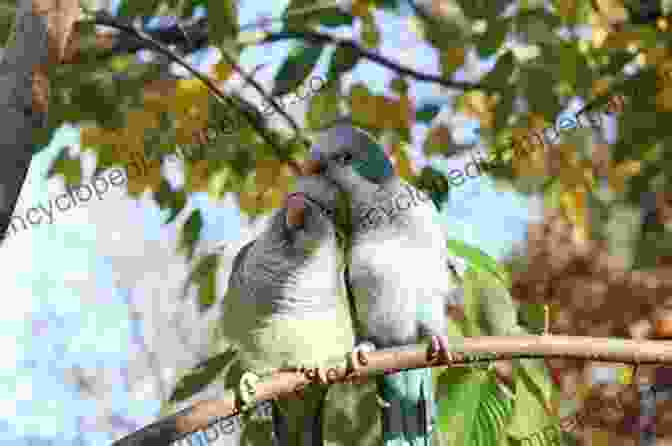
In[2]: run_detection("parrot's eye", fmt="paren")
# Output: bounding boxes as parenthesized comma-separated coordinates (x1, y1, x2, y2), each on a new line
(334, 151, 353, 165)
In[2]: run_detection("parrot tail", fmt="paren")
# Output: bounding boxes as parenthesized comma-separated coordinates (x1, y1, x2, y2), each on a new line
(271, 386, 327, 446)
(379, 368, 435, 446)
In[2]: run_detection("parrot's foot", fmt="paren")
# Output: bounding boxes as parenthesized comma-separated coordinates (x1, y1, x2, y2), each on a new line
(376, 394, 391, 408)
(427, 335, 454, 364)
(345, 342, 376, 384)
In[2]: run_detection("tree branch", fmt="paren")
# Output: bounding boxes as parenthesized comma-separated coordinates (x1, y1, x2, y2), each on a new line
(217, 47, 304, 142)
(85, 10, 303, 177)
(74, 14, 492, 94)
(110, 335, 672, 446)
(258, 29, 493, 92)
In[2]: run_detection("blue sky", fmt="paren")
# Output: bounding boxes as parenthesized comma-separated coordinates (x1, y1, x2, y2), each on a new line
(0, 1, 542, 444)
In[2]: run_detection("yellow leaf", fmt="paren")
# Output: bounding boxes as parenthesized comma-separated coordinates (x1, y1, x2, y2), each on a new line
(590, 430, 611, 446)
(276, 163, 296, 194)
(593, 0, 628, 22)
(657, 85, 672, 112)
(208, 166, 232, 200)
(398, 94, 414, 130)
(424, 125, 452, 156)
(255, 158, 284, 193)
(606, 159, 641, 193)
(80, 126, 117, 148)
(618, 366, 633, 385)
(260, 187, 285, 211)
(186, 160, 211, 193)
(461, 91, 495, 129)
(560, 186, 589, 241)
(351, 0, 373, 17)
(213, 61, 233, 81)
(602, 30, 642, 50)
(591, 78, 612, 97)
(390, 142, 414, 180)
(126, 159, 163, 196)
(237, 190, 260, 216)
(440, 47, 466, 77)
(656, 57, 672, 82)
(575, 381, 592, 402)
(408, 16, 425, 39)
(592, 24, 610, 48)
(558, 0, 578, 20)
(643, 48, 669, 67)
(176, 78, 207, 94)
(143, 79, 176, 111)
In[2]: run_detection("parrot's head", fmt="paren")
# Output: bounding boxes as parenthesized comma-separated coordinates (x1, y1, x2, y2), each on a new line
(286, 175, 351, 247)
(302, 122, 396, 200)
(292, 175, 341, 217)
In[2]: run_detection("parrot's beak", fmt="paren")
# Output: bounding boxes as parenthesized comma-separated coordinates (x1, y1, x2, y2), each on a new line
(302, 148, 325, 175)
(302, 159, 324, 175)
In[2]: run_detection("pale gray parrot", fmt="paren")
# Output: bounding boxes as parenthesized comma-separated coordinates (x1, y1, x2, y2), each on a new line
(303, 123, 463, 446)
(208, 174, 379, 446)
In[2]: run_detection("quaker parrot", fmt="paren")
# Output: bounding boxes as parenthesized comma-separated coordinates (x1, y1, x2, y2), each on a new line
(303, 122, 463, 446)
(207, 174, 379, 446)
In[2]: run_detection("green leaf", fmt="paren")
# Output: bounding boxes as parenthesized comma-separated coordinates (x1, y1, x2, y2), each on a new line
(117, 0, 160, 17)
(507, 367, 557, 441)
(327, 45, 360, 84)
(272, 42, 324, 97)
(46, 146, 82, 186)
(207, 0, 238, 46)
(188, 253, 220, 312)
(415, 103, 442, 123)
(436, 368, 512, 446)
(179, 209, 204, 261)
(515, 358, 555, 410)
(307, 84, 341, 130)
(374, 0, 400, 10)
(456, 0, 508, 20)
(183, 0, 206, 17)
(518, 303, 546, 335)
(317, 9, 354, 27)
(389, 77, 409, 95)
(465, 266, 521, 337)
(480, 51, 515, 91)
(476, 18, 510, 58)
(153, 179, 187, 224)
(519, 66, 563, 122)
(492, 88, 515, 133)
(423, 13, 470, 52)
(461, 268, 485, 336)
(208, 166, 233, 201)
(445, 238, 509, 287)
(412, 166, 451, 210)
(361, 13, 381, 49)
(168, 347, 238, 402)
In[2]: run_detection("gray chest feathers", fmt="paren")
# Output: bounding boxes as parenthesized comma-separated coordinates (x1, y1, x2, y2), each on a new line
(351, 182, 436, 238)
(235, 204, 345, 316)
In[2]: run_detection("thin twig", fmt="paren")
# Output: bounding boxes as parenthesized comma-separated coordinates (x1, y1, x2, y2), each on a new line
(217, 48, 303, 140)
(260, 29, 495, 92)
(77, 13, 492, 93)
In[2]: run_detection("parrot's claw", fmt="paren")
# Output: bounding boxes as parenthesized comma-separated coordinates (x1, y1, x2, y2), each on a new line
(376, 394, 391, 408)
(345, 342, 376, 384)
(427, 335, 454, 364)
(237, 372, 261, 412)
